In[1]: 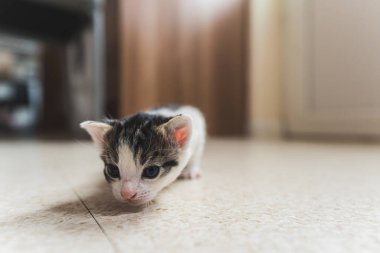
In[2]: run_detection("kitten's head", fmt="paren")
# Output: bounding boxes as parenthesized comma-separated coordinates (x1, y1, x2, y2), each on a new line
(80, 113, 192, 206)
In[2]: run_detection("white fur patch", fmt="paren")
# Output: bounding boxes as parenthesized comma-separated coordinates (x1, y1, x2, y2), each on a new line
(118, 145, 140, 179)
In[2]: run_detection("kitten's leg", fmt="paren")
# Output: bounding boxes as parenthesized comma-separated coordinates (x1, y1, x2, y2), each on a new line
(179, 160, 201, 179)
(179, 142, 204, 180)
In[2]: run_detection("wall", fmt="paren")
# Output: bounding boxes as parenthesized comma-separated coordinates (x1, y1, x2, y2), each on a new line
(249, 0, 284, 137)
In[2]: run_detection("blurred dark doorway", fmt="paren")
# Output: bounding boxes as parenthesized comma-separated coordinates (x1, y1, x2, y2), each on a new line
(0, 0, 105, 138)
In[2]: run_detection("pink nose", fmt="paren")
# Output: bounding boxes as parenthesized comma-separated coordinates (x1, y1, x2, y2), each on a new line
(121, 190, 137, 200)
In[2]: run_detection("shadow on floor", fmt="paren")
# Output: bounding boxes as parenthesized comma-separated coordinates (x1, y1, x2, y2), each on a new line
(51, 180, 147, 217)
(0, 181, 154, 236)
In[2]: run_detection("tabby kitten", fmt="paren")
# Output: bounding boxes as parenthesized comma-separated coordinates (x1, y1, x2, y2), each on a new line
(80, 105, 206, 206)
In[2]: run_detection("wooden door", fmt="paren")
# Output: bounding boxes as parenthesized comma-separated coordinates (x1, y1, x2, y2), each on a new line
(118, 0, 248, 136)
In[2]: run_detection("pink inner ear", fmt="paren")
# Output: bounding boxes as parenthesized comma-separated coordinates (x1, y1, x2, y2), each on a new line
(174, 126, 189, 147)
(92, 131, 104, 146)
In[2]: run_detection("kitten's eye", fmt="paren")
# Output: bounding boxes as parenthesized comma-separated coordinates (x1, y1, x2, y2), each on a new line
(106, 165, 120, 179)
(142, 166, 160, 179)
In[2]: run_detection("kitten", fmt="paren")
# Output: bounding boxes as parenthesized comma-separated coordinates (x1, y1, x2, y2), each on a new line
(80, 105, 206, 206)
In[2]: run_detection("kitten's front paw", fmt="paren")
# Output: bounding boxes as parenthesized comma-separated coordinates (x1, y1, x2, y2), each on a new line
(178, 169, 201, 180)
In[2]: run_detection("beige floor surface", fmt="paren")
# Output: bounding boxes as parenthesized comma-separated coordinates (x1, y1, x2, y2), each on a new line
(1, 139, 380, 253)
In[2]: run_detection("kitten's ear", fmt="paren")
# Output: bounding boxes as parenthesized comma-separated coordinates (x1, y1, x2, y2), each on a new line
(161, 115, 192, 148)
(80, 121, 112, 149)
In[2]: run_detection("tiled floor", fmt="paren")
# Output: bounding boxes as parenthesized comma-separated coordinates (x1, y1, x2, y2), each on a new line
(2, 139, 380, 253)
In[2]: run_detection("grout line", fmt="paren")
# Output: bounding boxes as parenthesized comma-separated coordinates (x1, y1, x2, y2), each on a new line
(72, 188, 120, 253)
(57, 163, 120, 253)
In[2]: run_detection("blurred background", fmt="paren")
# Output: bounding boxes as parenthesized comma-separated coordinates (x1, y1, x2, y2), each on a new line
(1, 0, 379, 140)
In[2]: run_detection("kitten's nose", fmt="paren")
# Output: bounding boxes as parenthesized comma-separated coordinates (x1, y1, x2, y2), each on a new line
(121, 181, 138, 200)
(121, 189, 137, 200)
